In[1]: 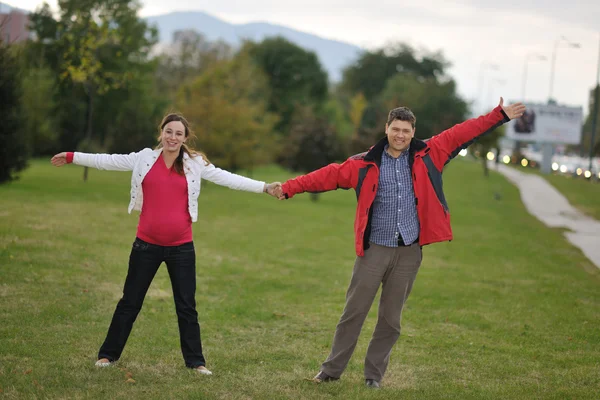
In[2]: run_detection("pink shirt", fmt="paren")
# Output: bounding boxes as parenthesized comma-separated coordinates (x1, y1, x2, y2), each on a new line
(136, 156, 192, 246)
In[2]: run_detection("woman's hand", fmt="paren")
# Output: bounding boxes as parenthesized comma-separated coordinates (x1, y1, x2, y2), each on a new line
(50, 152, 68, 167)
(264, 182, 283, 198)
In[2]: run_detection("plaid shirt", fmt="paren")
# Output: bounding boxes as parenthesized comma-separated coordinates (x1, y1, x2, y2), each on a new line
(369, 146, 420, 247)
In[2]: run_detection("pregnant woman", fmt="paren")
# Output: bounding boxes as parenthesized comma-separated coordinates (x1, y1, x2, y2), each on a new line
(51, 113, 282, 375)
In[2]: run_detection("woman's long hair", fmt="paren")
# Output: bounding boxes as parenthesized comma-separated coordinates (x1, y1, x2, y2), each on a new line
(156, 113, 210, 175)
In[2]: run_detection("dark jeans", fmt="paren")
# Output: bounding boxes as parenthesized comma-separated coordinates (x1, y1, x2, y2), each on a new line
(98, 238, 205, 368)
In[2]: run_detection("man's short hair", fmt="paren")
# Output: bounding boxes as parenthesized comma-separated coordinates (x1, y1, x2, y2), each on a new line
(387, 107, 416, 128)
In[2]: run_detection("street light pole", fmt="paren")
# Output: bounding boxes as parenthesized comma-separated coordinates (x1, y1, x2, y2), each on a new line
(540, 37, 581, 174)
(487, 78, 505, 110)
(518, 53, 546, 160)
(549, 36, 580, 101)
(477, 61, 499, 114)
(521, 53, 546, 100)
(589, 32, 600, 173)
(549, 40, 560, 101)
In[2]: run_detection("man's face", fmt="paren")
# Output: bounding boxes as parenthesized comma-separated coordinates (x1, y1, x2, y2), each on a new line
(385, 119, 415, 153)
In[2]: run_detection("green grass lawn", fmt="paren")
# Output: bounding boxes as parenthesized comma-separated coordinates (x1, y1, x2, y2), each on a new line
(508, 164, 600, 220)
(1, 159, 599, 399)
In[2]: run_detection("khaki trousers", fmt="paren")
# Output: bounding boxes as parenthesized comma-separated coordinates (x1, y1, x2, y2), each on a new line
(321, 242, 422, 381)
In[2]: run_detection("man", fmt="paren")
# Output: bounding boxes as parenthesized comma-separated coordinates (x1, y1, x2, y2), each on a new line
(279, 98, 526, 388)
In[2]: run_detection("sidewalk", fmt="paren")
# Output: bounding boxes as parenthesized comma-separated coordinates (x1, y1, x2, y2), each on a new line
(495, 164, 600, 269)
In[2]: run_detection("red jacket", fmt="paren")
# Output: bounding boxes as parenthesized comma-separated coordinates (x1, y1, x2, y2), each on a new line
(282, 106, 510, 257)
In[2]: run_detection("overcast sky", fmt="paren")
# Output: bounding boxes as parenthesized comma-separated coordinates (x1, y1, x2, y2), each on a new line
(13, 0, 600, 116)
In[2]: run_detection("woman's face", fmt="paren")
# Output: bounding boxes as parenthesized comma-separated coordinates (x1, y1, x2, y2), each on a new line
(161, 121, 187, 154)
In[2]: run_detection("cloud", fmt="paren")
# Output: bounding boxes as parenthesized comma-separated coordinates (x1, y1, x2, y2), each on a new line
(456, 0, 600, 32)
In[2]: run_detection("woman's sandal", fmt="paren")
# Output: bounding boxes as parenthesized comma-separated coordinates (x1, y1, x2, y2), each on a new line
(95, 358, 113, 367)
(194, 366, 212, 375)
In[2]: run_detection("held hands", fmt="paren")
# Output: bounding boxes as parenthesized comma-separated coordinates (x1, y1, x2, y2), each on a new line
(264, 182, 283, 199)
(499, 97, 526, 120)
(50, 152, 68, 167)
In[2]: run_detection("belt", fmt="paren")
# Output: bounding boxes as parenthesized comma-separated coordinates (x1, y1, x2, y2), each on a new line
(398, 236, 418, 247)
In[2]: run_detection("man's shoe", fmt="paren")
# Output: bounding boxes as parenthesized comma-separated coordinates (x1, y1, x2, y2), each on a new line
(313, 371, 339, 383)
(365, 379, 380, 389)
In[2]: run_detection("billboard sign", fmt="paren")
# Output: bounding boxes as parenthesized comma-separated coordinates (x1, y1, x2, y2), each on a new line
(505, 103, 583, 145)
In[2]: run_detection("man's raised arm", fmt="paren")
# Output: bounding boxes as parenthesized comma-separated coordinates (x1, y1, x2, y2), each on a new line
(428, 97, 526, 168)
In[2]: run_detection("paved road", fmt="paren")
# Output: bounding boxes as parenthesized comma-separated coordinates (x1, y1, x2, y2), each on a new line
(496, 164, 600, 269)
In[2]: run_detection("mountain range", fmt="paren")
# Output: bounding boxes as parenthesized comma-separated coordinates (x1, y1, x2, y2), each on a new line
(145, 11, 363, 81)
(0, 1, 27, 14)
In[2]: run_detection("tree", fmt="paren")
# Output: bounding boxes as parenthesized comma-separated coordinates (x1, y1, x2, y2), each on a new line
(11, 40, 60, 156)
(348, 93, 368, 134)
(19, 63, 60, 156)
(29, 0, 158, 179)
(582, 84, 600, 157)
(344, 92, 370, 153)
(247, 37, 328, 136)
(380, 73, 468, 141)
(0, 40, 28, 183)
(155, 30, 232, 104)
(320, 97, 353, 140)
(282, 107, 343, 201)
(27, 3, 81, 150)
(473, 125, 505, 177)
(341, 43, 448, 102)
(340, 42, 459, 143)
(97, 69, 169, 153)
(176, 51, 280, 172)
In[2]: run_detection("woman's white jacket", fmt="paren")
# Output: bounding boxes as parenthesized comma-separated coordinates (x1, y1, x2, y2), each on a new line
(73, 148, 265, 222)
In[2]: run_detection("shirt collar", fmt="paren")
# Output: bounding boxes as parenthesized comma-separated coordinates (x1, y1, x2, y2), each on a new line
(383, 144, 408, 160)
